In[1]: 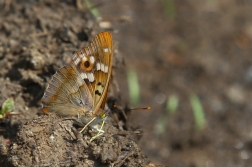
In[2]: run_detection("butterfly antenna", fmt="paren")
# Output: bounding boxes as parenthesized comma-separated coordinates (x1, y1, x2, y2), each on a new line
(112, 104, 150, 121)
(126, 106, 151, 111)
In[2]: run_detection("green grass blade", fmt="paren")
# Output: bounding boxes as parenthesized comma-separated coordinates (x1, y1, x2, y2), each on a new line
(189, 93, 205, 130)
(155, 117, 167, 136)
(83, 0, 100, 18)
(160, 0, 176, 19)
(127, 68, 140, 106)
(166, 94, 179, 114)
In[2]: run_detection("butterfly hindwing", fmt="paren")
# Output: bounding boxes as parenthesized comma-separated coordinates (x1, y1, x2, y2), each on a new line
(41, 66, 93, 116)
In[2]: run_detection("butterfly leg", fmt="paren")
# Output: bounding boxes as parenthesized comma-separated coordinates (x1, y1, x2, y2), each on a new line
(79, 117, 96, 133)
(90, 119, 106, 142)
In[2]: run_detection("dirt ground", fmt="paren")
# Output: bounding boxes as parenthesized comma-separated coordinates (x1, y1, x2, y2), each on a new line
(1, 0, 252, 167)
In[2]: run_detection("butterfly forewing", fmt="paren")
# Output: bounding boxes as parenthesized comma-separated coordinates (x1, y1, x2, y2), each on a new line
(70, 32, 113, 116)
(91, 32, 113, 115)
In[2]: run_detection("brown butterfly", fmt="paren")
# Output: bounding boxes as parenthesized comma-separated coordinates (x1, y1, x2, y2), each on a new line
(41, 32, 113, 140)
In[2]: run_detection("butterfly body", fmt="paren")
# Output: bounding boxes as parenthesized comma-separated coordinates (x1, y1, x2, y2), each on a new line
(41, 32, 113, 134)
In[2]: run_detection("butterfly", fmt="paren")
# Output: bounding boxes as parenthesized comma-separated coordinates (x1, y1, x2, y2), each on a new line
(41, 32, 113, 141)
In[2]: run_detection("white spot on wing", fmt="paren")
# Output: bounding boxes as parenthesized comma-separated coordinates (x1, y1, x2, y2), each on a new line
(104, 48, 109, 52)
(101, 63, 105, 72)
(90, 56, 95, 63)
(104, 66, 109, 73)
(80, 73, 87, 79)
(96, 62, 101, 70)
(88, 73, 94, 82)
